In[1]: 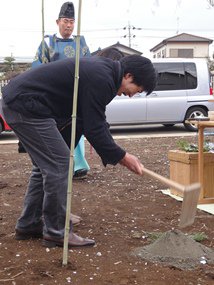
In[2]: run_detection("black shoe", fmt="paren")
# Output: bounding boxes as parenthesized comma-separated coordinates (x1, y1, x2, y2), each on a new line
(18, 141, 27, 153)
(15, 225, 43, 240)
(73, 169, 88, 179)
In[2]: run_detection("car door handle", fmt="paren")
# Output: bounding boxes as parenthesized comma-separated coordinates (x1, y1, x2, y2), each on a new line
(150, 93, 158, 97)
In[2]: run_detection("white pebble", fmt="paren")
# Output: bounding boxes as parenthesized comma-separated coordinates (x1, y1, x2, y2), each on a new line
(66, 277, 71, 283)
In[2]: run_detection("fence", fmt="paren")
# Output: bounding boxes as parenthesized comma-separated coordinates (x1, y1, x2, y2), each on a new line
(0, 80, 10, 95)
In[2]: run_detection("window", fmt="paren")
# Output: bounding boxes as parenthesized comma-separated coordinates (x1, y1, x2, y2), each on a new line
(157, 52, 161, 58)
(170, 49, 178, 57)
(169, 48, 194, 58)
(153, 62, 197, 91)
(161, 49, 166, 58)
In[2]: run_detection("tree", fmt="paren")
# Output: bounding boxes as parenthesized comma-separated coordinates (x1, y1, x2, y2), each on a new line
(0, 56, 26, 80)
(208, 58, 214, 71)
(3, 56, 16, 72)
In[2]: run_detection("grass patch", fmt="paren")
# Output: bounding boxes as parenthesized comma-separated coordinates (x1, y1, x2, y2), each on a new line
(190, 232, 208, 242)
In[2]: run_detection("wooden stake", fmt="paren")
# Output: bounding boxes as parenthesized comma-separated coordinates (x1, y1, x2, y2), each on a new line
(41, 0, 46, 64)
(62, 0, 83, 266)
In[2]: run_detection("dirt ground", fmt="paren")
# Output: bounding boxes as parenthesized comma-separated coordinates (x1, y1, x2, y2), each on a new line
(0, 135, 214, 285)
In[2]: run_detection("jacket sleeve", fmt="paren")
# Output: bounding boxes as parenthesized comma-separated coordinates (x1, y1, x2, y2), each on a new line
(80, 36, 91, 57)
(79, 84, 126, 166)
(32, 37, 50, 68)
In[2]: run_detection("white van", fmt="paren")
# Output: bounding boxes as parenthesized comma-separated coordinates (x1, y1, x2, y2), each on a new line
(106, 58, 214, 131)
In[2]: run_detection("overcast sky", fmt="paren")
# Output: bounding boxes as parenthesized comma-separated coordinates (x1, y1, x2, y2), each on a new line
(0, 0, 213, 59)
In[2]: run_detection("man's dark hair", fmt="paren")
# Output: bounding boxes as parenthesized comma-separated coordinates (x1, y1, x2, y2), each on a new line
(120, 55, 157, 95)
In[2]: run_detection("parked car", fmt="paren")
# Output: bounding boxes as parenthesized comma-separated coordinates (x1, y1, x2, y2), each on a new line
(106, 58, 214, 131)
(0, 98, 12, 135)
(0, 114, 11, 134)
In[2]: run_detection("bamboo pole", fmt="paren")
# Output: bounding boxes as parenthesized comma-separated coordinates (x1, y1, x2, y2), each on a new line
(41, 0, 46, 63)
(62, 0, 82, 266)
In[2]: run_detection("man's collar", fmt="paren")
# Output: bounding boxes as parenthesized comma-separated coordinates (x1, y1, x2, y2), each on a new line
(56, 32, 74, 40)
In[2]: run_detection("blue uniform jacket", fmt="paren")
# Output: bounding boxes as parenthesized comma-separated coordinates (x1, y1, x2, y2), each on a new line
(32, 34, 90, 66)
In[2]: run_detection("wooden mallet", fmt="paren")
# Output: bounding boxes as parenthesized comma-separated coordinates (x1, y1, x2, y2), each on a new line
(141, 165, 201, 228)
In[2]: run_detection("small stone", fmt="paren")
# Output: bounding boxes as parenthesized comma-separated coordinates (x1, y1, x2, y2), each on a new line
(66, 277, 71, 283)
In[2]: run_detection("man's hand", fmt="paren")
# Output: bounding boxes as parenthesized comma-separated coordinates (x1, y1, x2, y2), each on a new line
(119, 153, 143, 175)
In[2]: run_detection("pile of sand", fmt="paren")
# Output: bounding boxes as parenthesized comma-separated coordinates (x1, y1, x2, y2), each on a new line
(132, 229, 214, 270)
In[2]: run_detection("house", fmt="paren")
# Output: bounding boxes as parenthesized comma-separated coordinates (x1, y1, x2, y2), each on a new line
(91, 42, 142, 57)
(150, 33, 213, 58)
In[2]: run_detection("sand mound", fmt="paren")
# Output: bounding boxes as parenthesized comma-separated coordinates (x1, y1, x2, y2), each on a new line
(132, 229, 214, 270)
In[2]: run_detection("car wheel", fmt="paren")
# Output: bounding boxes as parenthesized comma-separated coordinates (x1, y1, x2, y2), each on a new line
(163, 124, 175, 127)
(184, 107, 207, 132)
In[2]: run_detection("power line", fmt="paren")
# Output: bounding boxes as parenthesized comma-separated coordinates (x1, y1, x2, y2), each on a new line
(0, 26, 213, 33)
(207, 0, 214, 7)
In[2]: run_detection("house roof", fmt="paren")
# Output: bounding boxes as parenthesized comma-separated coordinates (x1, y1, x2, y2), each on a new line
(91, 42, 142, 56)
(150, 33, 213, 52)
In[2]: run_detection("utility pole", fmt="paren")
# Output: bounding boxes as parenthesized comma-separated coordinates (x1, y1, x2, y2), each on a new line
(207, 0, 214, 7)
(176, 17, 180, 35)
(123, 22, 141, 48)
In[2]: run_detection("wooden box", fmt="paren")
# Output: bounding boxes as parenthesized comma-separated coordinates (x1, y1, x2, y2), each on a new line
(168, 150, 214, 203)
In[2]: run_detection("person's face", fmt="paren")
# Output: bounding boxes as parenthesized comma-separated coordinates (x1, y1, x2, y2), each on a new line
(56, 18, 75, 39)
(117, 73, 144, 97)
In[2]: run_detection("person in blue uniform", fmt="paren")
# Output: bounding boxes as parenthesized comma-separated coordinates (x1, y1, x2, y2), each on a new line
(32, 2, 90, 179)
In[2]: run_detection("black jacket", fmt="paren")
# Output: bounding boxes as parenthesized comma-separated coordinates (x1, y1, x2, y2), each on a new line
(2, 57, 126, 165)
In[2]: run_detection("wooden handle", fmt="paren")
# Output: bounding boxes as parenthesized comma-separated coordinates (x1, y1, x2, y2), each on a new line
(141, 165, 185, 194)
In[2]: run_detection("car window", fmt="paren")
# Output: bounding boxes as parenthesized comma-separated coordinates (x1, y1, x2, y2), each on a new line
(153, 62, 197, 91)
(184, 63, 197, 89)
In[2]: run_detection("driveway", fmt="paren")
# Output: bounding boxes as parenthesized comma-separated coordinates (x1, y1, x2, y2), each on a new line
(0, 124, 196, 145)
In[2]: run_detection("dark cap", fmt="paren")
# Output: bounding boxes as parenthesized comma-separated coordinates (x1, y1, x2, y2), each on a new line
(58, 2, 75, 19)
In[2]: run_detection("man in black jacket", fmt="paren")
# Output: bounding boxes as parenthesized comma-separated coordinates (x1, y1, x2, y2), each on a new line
(2, 55, 157, 248)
